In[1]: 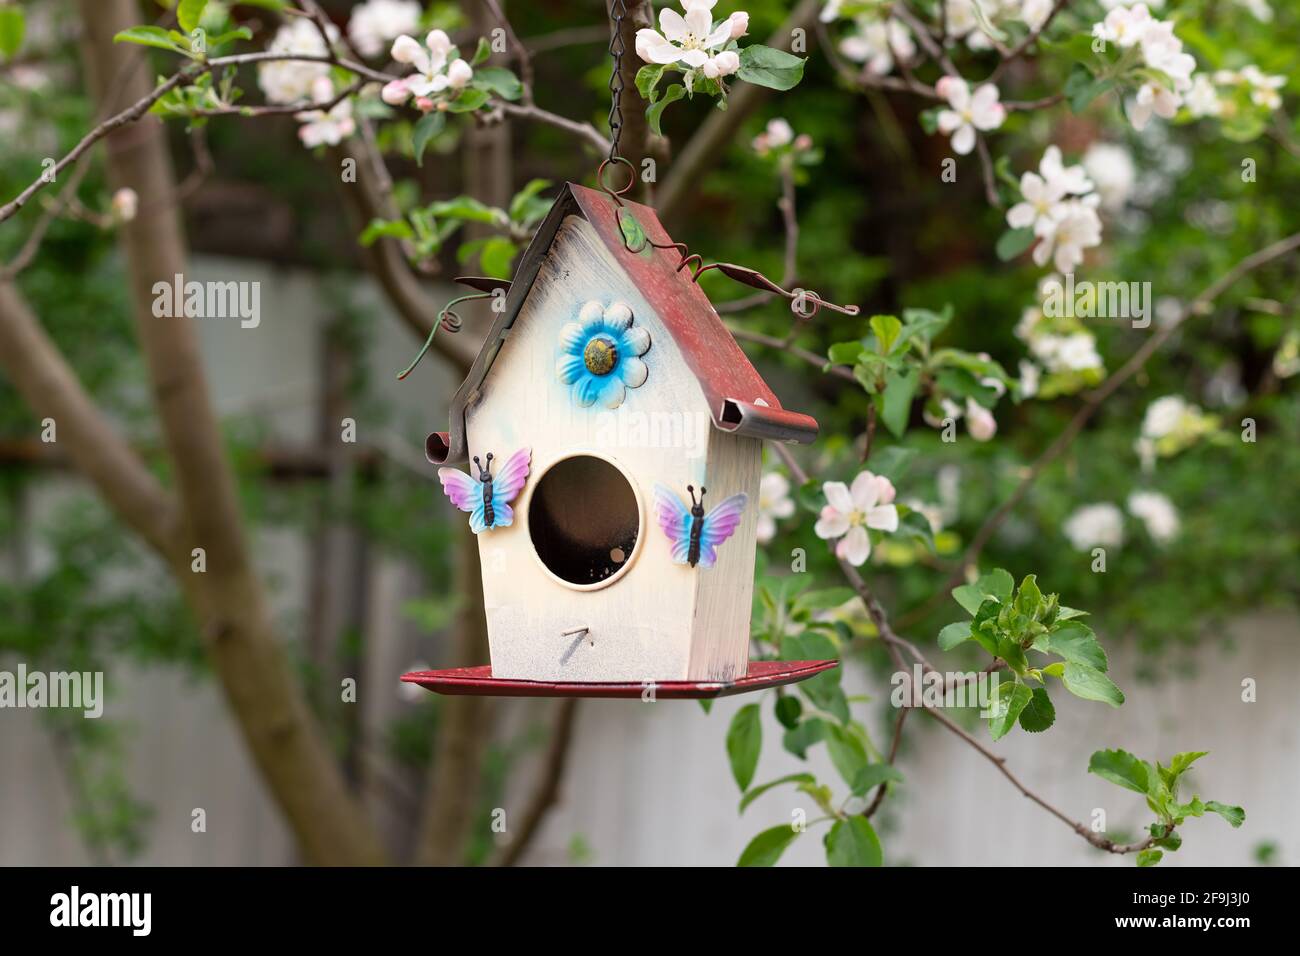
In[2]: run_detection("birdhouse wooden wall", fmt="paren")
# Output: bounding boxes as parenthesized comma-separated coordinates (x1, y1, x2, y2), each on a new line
(463, 211, 761, 683)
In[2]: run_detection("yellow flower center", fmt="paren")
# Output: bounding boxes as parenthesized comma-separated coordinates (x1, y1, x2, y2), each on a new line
(584, 336, 618, 375)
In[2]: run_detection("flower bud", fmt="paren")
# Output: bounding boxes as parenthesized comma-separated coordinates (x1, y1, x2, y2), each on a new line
(713, 50, 740, 76)
(446, 58, 473, 89)
(391, 34, 423, 64)
(381, 79, 411, 105)
(111, 187, 138, 223)
(728, 12, 749, 39)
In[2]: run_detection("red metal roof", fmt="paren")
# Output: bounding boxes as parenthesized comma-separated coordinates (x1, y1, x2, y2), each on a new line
(426, 183, 818, 465)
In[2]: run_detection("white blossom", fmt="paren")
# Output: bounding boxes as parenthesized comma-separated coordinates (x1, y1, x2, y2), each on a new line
(635, 2, 744, 73)
(752, 117, 794, 153)
(347, 0, 421, 59)
(935, 76, 1006, 155)
(1018, 359, 1041, 398)
(295, 77, 356, 148)
(1127, 490, 1180, 543)
(258, 18, 339, 104)
(840, 17, 914, 76)
(815, 470, 900, 566)
(1032, 199, 1103, 273)
(756, 472, 796, 543)
(1063, 502, 1125, 551)
(110, 187, 138, 223)
(1007, 146, 1094, 234)
(386, 30, 473, 100)
(965, 399, 997, 441)
(1083, 142, 1137, 211)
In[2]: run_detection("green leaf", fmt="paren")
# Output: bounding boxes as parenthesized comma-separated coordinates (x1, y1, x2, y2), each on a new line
(208, 26, 253, 47)
(976, 568, 1015, 604)
(646, 83, 685, 135)
(1136, 848, 1163, 867)
(508, 178, 552, 222)
(1064, 64, 1115, 113)
(1088, 749, 1149, 794)
(1042, 622, 1108, 672)
(177, 0, 208, 35)
(850, 763, 904, 796)
(737, 824, 800, 866)
(774, 694, 802, 729)
(411, 111, 446, 166)
(937, 621, 972, 650)
(738, 44, 806, 91)
(635, 63, 665, 102)
(827, 341, 864, 364)
(996, 227, 1035, 261)
(870, 314, 904, 354)
(358, 217, 414, 246)
(447, 88, 491, 112)
(952, 584, 990, 617)
(1015, 574, 1043, 618)
(1205, 801, 1245, 828)
(797, 587, 856, 610)
(470, 36, 492, 66)
(726, 703, 763, 791)
(988, 681, 1032, 741)
(1063, 662, 1125, 707)
(1018, 686, 1056, 733)
(824, 723, 869, 787)
(738, 772, 816, 813)
(782, 717, 824, 759)
(473, 67, 523, 101)
(825, 817, 882, 867)
(113, 25, 185, 53)
(1151, 824, 1182, 851)
(879, 366, 919, 438)
(478, 237, 517, 278)
(1055, 606, 1088, 621)
(0, 6, 25, 60)
(1163, 750, 1209, 785)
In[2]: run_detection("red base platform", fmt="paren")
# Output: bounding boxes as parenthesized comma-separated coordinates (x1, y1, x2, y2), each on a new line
(400, 659, 839, 699)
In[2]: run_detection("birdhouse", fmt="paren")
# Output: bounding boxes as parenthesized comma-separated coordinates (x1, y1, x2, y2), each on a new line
(403, 184, 838, 698)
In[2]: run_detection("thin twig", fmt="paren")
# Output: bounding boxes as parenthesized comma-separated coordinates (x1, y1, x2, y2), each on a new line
(769, 441, 1161, 855)
(988, 0, 1073, 83)
(495, 699, 580, 866)
(484, 0, 535, 105)
(729, 326, 858, 383)
(863, 707, 908, 818)
(898, 228, 1300, 629)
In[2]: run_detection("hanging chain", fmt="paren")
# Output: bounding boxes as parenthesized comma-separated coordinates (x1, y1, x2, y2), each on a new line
(606, 0, 628, 164)
(595, 0, 859, 320)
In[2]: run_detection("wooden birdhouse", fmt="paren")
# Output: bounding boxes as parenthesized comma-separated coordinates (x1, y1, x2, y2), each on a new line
(404, 184, 838, 698)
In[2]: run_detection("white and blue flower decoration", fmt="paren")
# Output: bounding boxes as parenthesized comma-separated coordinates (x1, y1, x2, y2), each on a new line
(556, 299, 651, 408)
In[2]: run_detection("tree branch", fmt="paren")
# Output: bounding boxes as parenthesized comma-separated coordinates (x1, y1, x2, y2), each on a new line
(899, 228, 1300, 629)
(75, 0, 387, 866)
(768, 441, 1158, 856)
(495, 699, 580, 866)
(655, 0, 823, 225)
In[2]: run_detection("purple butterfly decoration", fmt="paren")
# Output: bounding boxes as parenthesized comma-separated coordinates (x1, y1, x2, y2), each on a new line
(438, 448, 531, 534)
(653, 483, 748, 569)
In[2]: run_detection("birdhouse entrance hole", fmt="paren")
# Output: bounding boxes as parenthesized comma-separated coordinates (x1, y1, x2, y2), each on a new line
(527, 453, 641, 589)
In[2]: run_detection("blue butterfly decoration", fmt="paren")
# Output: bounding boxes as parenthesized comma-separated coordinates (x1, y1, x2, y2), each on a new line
(653, 483, 748, 569)
(438, 448, 531, 534)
